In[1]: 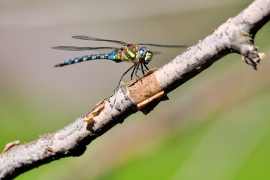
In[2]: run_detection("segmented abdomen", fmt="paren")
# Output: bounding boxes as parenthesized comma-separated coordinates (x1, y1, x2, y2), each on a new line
(54, 52, 120, 67)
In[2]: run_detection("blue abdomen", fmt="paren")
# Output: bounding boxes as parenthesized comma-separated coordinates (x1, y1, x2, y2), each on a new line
(55, 53, 115, 67)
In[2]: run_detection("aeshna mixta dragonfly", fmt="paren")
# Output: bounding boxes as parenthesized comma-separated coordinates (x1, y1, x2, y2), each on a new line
(52, 36, 187, 87)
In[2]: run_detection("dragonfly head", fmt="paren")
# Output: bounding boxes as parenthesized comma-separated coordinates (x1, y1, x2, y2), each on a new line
(137, 46, 153, 64)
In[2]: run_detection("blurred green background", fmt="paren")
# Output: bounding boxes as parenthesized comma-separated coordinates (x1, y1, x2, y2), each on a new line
(1, 0, 270, 179)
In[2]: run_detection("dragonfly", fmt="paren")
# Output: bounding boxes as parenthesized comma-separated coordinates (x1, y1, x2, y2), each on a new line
(52, 36, 187, 88)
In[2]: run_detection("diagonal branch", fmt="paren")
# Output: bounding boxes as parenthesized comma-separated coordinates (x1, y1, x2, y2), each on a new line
(0, 0, 269, 179)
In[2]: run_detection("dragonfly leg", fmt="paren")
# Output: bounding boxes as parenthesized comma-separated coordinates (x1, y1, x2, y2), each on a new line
(140, 63, 145, 75)
(134, 63, 141, 79)
(143, 63, 149, 71)
(133, 63, 148, 75)
(115, 63, 136, 89)
(133, 63, 145, 84)
(130, 63, 137, 80)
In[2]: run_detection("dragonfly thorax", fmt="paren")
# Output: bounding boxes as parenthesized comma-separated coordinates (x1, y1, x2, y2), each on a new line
(136, 46, 153, 64)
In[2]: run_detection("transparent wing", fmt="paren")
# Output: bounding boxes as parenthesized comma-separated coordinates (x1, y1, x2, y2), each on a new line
(51, 46, 118, 52)
(72, 36, 128, 46)
(152, 51, 161, 55)
(137, 43, 187, 48)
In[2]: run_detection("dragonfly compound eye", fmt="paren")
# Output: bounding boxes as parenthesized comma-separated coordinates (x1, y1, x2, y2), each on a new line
(138, 47, 147, 56)
(137, 46, 152, 63)
(144, 51, 153, 63)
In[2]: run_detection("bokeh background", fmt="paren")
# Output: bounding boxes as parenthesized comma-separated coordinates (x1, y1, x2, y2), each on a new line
(1, 0, 270, 179)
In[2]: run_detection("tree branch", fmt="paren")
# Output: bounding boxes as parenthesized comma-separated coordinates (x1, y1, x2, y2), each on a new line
(0, 0, 269, 179)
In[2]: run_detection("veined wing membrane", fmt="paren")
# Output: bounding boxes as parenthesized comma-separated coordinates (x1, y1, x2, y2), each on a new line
(51, 46, 118, 51)
(152, 51, 161, 55)
(72, 36, 128, 46)
(137, 43, 187, 48)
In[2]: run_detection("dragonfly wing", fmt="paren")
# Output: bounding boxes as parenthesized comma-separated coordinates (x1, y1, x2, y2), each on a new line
(152, 51, 161, 55)
(137, 43, 187, 48)
(52, 46, 118, 52)
(72, 36, 128, 46)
